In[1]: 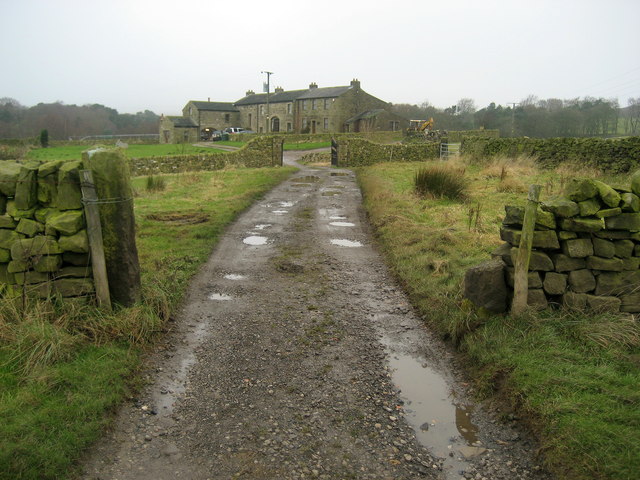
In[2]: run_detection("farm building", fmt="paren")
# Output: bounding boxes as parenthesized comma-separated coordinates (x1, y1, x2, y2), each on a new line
(159, 79, 408, 143)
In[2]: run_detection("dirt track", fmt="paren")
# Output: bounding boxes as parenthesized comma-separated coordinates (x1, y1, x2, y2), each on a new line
(81, 152, 552, 480)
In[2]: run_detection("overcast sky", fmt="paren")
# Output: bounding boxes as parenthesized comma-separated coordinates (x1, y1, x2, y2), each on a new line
(1, 0, 638, 115)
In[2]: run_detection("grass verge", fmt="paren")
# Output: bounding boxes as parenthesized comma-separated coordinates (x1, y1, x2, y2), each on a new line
(0, 165, 296, 480)
(356, 158, 640, 480)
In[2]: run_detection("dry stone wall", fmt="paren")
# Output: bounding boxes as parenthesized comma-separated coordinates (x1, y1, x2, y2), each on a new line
(491, 174, 640, 313)
(129, 136, 283, 176)
(0, 158, 93, 299)
(335, 138, 439, 167)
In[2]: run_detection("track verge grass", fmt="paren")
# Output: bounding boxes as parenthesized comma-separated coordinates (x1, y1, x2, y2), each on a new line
(0, 166, 296, 480)
(356, 159, 640, 480)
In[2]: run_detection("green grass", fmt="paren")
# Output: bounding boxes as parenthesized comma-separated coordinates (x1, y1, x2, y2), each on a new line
(25, 143, 232, 161)
(284, 141, 331, 151)
(356, 158, 640, 480)
(0, 165, 296, 480)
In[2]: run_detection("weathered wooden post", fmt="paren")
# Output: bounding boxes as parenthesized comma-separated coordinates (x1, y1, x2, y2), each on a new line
(79, 170, 112, 310)
(82, 148, 141, 306)
(511, 184, 541, 315)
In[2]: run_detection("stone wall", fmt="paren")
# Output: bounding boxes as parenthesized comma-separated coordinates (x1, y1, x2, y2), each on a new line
(335, 138, 439, 167)
(130, 136, 284, 176)
(491, 175, 640, 313)
(0, 159, 94, 299)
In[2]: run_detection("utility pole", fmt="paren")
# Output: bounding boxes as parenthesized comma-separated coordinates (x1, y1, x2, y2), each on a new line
(261, 71, 273, 133)
(508, 102, 519, 137)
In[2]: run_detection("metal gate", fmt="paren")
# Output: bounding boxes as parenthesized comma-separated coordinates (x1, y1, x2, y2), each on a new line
(440, 142, 461, 160)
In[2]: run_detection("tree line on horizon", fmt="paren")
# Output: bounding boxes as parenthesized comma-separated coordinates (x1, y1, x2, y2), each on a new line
(0, 95, 639, 141)
(391, 96, 640, 138)
(0, 98, 159, 140)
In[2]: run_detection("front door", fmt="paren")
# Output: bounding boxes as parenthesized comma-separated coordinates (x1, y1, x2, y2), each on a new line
(271, 117, 280, 132)
(311, 120, 316, 134)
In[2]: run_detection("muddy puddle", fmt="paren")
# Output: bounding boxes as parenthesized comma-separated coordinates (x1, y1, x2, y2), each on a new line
(271, 210, 289, 215)
(330, 239, 362, 247)
(224, 274, 246, 280)
(293, 176, 320, 183)
(208, 293, 233, 301)
(380, 335, 482, 479)
(254, 224, 272, 230)
(321, 191, 342, 196)
(329, 221, 355, 227)
(330, 172, 349, 176)
(243, 236, 269, 245)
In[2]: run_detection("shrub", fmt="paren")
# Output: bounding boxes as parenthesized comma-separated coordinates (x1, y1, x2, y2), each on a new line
(39, 129, 49, 148)
(414, 165, 468, 200)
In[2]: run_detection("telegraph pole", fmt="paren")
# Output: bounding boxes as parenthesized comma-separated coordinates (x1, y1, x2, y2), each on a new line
(261, 71, 273, 133)
(508, 102, 519, 137)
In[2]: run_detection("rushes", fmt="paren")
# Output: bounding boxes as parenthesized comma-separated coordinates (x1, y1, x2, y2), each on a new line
(414, 164, 468, 200)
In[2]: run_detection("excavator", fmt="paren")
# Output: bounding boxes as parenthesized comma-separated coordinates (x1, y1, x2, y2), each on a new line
(406, 117, 445, 141)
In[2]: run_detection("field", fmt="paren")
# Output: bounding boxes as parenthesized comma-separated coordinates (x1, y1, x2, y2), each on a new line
(0, 166, 296, 480)
(26, 143, 233, 161)
(356, 157, 640, 480)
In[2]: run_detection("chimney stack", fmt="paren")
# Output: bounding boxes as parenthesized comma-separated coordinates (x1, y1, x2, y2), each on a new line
(309, 82, 318, 89)
(350, 78, 360, 89)
(275, 86, 284, 93)
(246, 89, 255, 96)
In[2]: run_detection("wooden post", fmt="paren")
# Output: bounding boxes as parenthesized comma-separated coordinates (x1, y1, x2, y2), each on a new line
(80, 170, 112, 310)
(511, 184, 541, 315)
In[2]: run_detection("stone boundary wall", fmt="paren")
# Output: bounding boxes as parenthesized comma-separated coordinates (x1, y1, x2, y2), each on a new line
(129, 136, 283, 176)
(335, 138, 439, 167)
(0, 158, 94, 299)
(461, 136, 640, 173)
(490, 175, 640, 313)
(232, 131, 404, 144)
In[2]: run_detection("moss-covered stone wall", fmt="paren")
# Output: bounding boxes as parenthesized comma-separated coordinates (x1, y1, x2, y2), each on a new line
(492, 175, 640, 313)
(462, 136, 640, 173)
(335, 138, 439, 167)
(0, 159, 94, 299)
(129, 136, 283, 176)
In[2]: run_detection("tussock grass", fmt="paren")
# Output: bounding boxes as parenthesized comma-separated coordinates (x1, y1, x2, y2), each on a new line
(145, 174, 167, 192)
(414, 164, 468, 200)
(357, 159, 640, 480)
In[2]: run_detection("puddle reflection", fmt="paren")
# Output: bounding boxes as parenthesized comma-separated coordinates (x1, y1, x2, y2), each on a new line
(330, 239, 362, 247)
(243, 236, 268, 245)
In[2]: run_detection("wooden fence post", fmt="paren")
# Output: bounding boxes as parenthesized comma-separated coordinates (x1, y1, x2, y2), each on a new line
(80, 170, 112, 310)
(511, 184, 541, 315)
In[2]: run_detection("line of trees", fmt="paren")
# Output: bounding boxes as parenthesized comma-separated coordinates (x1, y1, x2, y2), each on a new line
(0, 98, 160, 140)
(391, 96, 640, 138)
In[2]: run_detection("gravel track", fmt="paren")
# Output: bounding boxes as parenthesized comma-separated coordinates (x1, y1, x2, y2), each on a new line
(81, 152, 552, 480)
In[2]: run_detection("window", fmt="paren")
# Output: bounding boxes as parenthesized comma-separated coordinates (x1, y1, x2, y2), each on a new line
(302, 100, 308, 111)
(260, 105, 264, 115)
(302, 118, 308, 129)
(324, 118, 329, 130)
(287, 103, 292, 114)
(312, 99, 317, 110)
(248, 113, 252, 127)
(188, 106, 192, 116)
(389, 121, 399, 131)
(324, 99, 330, 109)
(224, 113, 230, 122)
(287, 122, 292, 132)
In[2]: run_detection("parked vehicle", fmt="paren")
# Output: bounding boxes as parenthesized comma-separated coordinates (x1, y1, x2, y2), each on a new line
(224, 127, 245, 134)
(210, 130, 223, 141)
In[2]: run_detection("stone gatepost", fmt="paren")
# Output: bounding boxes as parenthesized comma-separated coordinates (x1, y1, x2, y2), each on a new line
(82, 148, 141, 306)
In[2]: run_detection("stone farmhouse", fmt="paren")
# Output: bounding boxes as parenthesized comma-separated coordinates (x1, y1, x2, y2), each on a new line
(159, 79, 408, 143)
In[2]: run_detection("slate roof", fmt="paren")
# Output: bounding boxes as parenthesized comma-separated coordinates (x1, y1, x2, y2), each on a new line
(345, 109, 387, 124)
(234, 89, 309, 106)
(189, 101, 239, 112)
(297, 86, 352, 100)
(168, 116, 198, 128)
